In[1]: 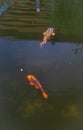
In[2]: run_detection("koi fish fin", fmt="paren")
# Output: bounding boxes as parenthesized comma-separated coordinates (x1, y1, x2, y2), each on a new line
(52, 32, 55, 36)
(34, 85, 39, 89)
(29, 82, 34, 86)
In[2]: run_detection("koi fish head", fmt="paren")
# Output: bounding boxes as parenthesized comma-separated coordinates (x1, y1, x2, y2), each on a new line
(27, 75, 34, 86)
(27, 74, 40, 89)
(27, 74, 35, 84)
(43, 28, 55, 37)
(27, 75, 32, 80)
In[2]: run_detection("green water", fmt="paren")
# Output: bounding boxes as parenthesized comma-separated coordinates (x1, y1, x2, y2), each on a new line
(0, 3, 51, 40)
(0, 1, 83, 42)
(0, 2, 83, 130)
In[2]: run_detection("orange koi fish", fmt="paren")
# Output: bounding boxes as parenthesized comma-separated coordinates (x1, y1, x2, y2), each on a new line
(27, 74, 48, 99)
(40, 27, 55, 47)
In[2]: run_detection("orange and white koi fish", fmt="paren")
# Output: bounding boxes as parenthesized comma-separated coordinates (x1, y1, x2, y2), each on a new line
(27, 74, 48, 99)
(40, 27, 55, 47)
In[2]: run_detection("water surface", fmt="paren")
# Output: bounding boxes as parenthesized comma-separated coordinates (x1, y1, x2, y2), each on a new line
(0, 2, 83, 130)
(0, 39, 83, 130)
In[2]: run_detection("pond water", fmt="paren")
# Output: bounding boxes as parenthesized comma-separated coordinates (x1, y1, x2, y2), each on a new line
(0, 39, 83, 130)
(0, 3, 51, 40)
(0, 2, 83, 130)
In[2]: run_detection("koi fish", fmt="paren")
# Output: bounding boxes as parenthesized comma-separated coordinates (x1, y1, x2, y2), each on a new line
(27, 74, 48, 99)
(40, 27, 55, 47)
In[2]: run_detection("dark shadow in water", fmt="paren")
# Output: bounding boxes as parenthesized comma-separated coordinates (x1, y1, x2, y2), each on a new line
(72, 46, 83, 54)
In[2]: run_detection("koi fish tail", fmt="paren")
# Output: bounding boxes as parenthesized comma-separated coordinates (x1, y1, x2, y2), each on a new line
(42, 91, 48, 99)
(40, 41, 47, 48)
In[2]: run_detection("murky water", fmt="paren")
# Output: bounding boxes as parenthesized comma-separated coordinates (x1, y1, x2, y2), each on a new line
(0, 3, 83, 130)
(0, 3, 51, 40)
(0, 39, 83, 130)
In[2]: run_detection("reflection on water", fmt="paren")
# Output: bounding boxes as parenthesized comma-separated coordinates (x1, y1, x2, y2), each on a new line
(0, 39, 83, 130)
